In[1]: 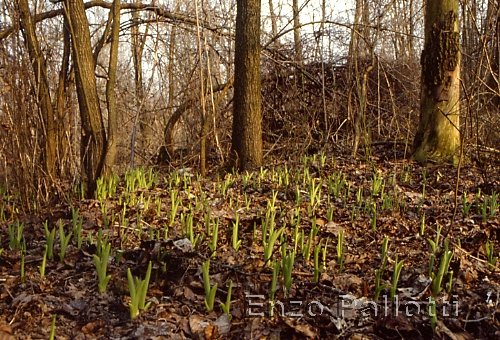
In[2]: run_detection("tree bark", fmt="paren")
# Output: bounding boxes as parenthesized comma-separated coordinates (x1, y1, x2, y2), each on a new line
(292, 0, 303, 65)
(268, 0, 279, 49)
(103, 0, 121, 176)
(413, 0, 460, 164)
(231, 0, 262, 170)
(18, 0, 57, 178)
(54, 16, 71, 176)
(348, 0, 373, 156)
(65, 0, 107, 195)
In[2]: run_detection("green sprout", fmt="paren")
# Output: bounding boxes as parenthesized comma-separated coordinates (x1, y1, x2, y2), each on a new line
(481, 198, 488, 222)
(308, 178, 322, 216)
(420, 213, 426, 236)
(303, 219, 320, 262)
(485, 239, 498, 270)
(489, 191, 498, 217)
(371, 172, 385, 197)
(326, 204, 334, 222)
(49, 315, 56, 340)
(370, 202, 377, 231)
(155, 197, 162, 217)
(295, 185, 302, 205)
(202, 260, 218, 312)
(127, 261, 152, 319)
(264, 227, 284, 265)
(389, 255, 404, 301)
(39, 245, 48, 278)
(183, 212, 200, 248)
(336, 229, 345, 271)
(356, 187, 363, 206)
(58, 220, 72, 263)
(328, 172, 346, 198)
(269, 261, 280, 317)
(374, 269, 384, 301)
(208, 218, 219, 256)
(169, 190, 180, 226)
(232, 214, 242, 251)
(461, 192, 472, 217)
(431, 239, 453, 296)
(313, 242, 321, 283)
(321, 239, 328, 273)
(8, 220, 24, 251)
(93, 241, 112, 294)
(427, 224, 442, 277)
(220, 280, 233, 318)
(43, 221, 56, 261)
(95, 174, 118, 201)
(281, 248, 295, 296)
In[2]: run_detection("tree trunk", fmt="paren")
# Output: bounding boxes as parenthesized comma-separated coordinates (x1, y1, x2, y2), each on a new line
(65, 0, 107, 195)
(484, 0, 499, 103)
(348, 0, 373, 156)
(18, 0, 57, 178)
(55, 16, 71, 176)
(413, 0, 460, 164)
(292, 0, 303, 65)
(103, 0, 121, 176)
(231, 0, 262, 170)
(268, 0, 279, 49)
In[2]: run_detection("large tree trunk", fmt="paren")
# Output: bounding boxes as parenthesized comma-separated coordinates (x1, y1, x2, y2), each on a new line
(413, 0, 460, 164)
(65, 0, 107, 195)
(18, 0, 57, 178)
(103, 0, 121, 176)
(231, 0, 262, 170)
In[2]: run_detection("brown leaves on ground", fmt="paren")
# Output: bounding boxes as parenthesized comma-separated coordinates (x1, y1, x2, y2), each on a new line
(0, 146, 499, 339)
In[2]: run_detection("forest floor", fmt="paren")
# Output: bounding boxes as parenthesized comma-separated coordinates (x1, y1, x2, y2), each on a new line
(0, 144, 499, 339)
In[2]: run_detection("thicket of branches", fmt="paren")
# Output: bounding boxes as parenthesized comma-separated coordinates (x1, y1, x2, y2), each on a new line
(0, 0, 498, 209)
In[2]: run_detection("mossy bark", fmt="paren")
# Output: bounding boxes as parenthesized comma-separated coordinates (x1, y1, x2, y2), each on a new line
(413, 0, 460, 164)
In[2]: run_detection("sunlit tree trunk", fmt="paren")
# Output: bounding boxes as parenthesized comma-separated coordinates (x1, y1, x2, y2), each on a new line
(413, 0, 460, 163)
(268, 0, 279, 48)
(292, 0, 303, 65)
(18, 0, 57, 178)
(231, 0, 262, 170)
(65, 0, 107, 195)
(103, 0, 121, 176)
